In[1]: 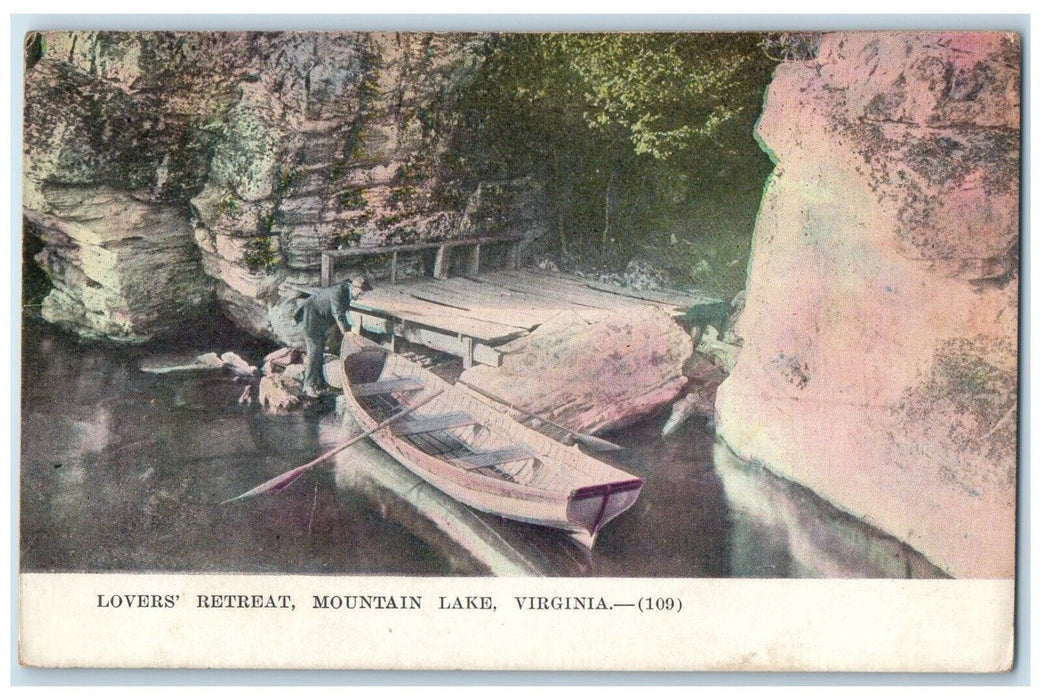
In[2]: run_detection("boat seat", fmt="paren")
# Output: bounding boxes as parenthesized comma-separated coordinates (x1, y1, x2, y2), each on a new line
(351, 377, 425, 397)
(393, 412, 476, 437)
(451, 446, 532, 470)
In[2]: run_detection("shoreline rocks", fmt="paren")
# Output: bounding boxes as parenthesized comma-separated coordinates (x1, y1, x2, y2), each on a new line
(258, 349, 340, 414)
(460, 307, 693, 435)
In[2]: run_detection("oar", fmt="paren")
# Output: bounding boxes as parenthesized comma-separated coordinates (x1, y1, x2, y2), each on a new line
(457, 380, 623, 452)
(223, 389, 444, 503)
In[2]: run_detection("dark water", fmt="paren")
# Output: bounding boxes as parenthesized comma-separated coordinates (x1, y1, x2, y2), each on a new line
(19, 320, 943, 578)
(19, 320, 449, 575)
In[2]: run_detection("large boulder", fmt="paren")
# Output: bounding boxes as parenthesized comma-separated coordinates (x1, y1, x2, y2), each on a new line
(460, 307, 692, 434)
(715, 32, 1019, 578)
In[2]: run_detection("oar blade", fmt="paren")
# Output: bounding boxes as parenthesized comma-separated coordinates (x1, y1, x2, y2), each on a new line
(221, 467, 309, 504)
(574, 433, 624, 453)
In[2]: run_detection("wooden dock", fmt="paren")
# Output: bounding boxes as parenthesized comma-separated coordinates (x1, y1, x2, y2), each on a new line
(346, 268, 721, 369)
(318, 234, 723, 368)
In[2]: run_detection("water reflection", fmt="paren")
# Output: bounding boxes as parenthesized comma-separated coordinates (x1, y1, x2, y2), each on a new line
(20, 319, 944, 578)
(20, 320, 449, 575)
(326, 418, 547, 576)
(713, 442, 945, 578)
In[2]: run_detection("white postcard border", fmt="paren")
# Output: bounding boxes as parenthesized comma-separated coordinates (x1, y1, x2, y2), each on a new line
(19, 574, 1014, 672)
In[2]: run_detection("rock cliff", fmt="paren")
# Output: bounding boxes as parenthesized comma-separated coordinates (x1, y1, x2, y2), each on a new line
(23, 31, 545, 343)
(715, 32, 1019, 577)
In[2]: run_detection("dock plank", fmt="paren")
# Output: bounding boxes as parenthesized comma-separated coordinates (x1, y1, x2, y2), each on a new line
(340, 267, 718, 364)
(438, 276, 579, 315)
(582, 279, 721, 308)
(403, 280, 548, 329)
(353, 290, 529, 342)
(480, 271, 647, 311)
(407, 277, 543, 311)
(494, 270, 719, 311)
(464, 271, 603, 307)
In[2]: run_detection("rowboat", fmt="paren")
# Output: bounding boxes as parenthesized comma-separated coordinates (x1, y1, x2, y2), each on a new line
(339, 334, 645, 548)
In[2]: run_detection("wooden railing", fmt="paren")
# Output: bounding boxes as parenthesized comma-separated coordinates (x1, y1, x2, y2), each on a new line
(320, 234, 526, 287)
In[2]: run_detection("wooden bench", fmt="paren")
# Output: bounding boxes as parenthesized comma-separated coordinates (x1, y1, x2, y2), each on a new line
(450, 446, 532, 470)
(321, 235, 525, 287)
(393, 412, 476, 437)
(351, 378, 425, 397)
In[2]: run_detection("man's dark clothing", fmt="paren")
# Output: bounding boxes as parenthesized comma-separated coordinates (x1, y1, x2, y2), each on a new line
(296, 281, 354, 394)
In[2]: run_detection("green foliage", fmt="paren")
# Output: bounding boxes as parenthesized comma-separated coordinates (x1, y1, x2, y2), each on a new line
(377, 212, 407, 228)
(397, 153, 432, 184)
(241, 237, 279, 273)
(390, 226, 419, 244)
(217, 193, 241, 217)
(340, 41, 383, 170)
(339, 188, 368, 210)
(761, 32, 822, 62)
(335, 229, 364, 248)
(330, 161, 348, 183)
(445, 33, 774, 269)
(276, 165, 295, 196)
(557, 33, 772, 160)
(389, 185, 418, 209)
(355, 40, 383, 109)
(344, 121, 376, 164)
(258, 208, 278, 235)
(211, 106, 279, 198)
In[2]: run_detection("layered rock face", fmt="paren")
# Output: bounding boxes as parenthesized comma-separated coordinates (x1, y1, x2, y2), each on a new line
(25, 188, 212, 342)
(23, 33, 234, 340)
(716, 33, 1019, 577)
(24, 32, 544, 343)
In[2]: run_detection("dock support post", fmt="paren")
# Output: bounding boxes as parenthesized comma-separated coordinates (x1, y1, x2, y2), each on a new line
(391, 251, 398, 285)
(468, 244, 481, 277)
(321, 253, 333, 287)
(433, 245, 450, 280)
(462, 336, 474, 369)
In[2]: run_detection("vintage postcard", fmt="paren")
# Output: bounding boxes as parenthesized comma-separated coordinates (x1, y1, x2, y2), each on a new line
(17, 28, 1018, 671)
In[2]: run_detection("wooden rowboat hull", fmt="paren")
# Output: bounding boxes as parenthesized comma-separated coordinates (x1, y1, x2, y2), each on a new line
(340, 335, 644, 546)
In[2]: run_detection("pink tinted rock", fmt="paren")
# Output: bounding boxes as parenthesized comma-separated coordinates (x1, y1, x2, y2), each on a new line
(262, 346, 303, 375)
(758, 34, 1019, 283)
(717, 31, 1019, 578)
(460, 308, 692, 435)
(819, 32, 1020, 129)
(259, 374, 303, 414)
(220, 351, 258, 377)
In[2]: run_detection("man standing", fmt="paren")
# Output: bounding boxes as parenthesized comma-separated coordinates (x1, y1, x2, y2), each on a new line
(296, 276, 370, 397)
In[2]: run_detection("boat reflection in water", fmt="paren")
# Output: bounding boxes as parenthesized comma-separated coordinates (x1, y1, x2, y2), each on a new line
(327, 405, 947, 579)
(325, 409, 549, 576)
(21, 320, 947, 578)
